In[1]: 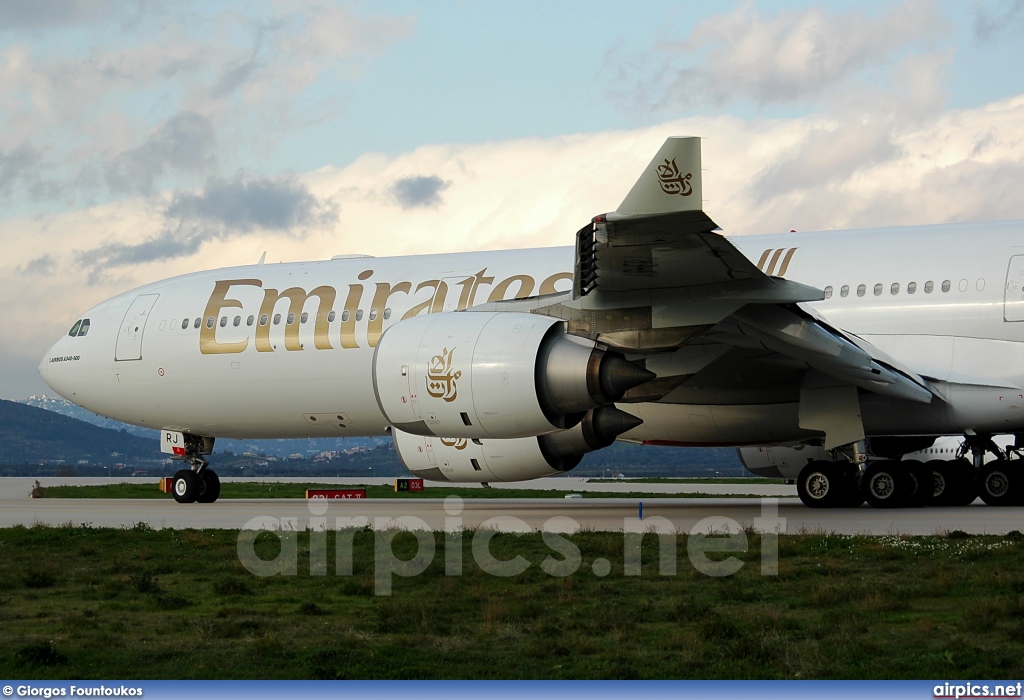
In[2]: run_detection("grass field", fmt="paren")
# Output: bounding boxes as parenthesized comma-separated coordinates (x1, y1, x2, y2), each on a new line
(40, 483, 767, 500)
(1, 525, 1022, 679)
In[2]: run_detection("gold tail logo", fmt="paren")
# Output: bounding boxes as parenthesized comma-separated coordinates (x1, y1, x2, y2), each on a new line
(656, 158, 693, 196)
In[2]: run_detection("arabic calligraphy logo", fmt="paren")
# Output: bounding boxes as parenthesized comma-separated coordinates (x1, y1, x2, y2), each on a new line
(426, 347, 462, 402)
(656, 158, 693, 196)
(439, 437, 469, 450)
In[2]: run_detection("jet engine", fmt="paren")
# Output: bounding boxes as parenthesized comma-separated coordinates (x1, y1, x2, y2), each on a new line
(373, 311, 653, 439)
(736, 444, 830, 479)
(393, 405, 643, 482)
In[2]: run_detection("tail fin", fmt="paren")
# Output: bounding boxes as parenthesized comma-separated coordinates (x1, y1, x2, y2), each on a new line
(615, 136, 702, 217)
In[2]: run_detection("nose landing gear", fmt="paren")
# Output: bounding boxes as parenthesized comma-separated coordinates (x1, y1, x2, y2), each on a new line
(168, 433, 220, 504)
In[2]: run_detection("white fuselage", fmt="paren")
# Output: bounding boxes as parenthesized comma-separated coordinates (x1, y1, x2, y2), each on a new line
(39, 219, 1024, 444)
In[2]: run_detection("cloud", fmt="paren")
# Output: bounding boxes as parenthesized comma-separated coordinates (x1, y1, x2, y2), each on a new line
(0, 4, 415, 211)
(391, 175, 451, 209)
(974, 0, 1024, 41)
(0, 144, 43, 196)
(165, 174, 338, 230)
(615, 0, 945, 111)
(751, 123, 900, 201)
(18, 254, 56, 276)
(103, 111, 218, 194)
(79, 174, 338, 274)
(0, 143, 65, 201)
(0, 0, 136, 31)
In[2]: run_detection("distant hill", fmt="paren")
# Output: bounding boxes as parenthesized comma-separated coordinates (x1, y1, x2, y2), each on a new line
(19, 395, 390, 458)
(0, 399, 160, 467)
(4, 397, 746, 477)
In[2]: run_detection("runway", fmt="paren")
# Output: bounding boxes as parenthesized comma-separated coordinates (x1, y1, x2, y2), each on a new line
(2, 478, 1021, 535)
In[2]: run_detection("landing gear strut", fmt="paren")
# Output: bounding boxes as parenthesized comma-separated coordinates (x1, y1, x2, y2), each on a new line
(170, 434, 219, 504)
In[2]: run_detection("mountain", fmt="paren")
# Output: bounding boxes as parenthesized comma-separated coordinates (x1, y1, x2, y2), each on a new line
(0, 399, 160, 467)
(19, 395, 391, 458)
(6, 397, 745, 477)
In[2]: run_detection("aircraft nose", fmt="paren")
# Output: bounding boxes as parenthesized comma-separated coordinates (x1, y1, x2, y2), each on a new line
(39, 335, 74, 399)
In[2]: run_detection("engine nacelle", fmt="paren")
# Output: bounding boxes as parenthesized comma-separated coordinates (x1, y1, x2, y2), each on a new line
(394, 431, 566, 483)
(373, 311, 653, 439)
(736, 444, 830, 479)
(393, 405, 644, 483)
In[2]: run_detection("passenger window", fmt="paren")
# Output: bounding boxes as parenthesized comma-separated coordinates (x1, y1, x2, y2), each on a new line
(273, 314, 281, 325)
(924, 281, 934, 293)
(958, 279, 968, 292)
(342, 310, 350, 322)
(78, 319, 90, 337)
(823, 286, 833, 299)
(206, 317, 215, 328)
(220, 317, 227, 327)
(384, 308, 392, 320)
(259, 314, 268, 326)
(369, 308, 378, 321)
(941, 280, 951, 292)
(233, 316, 241, 327)
(907, 282, 917, 294)
(355, 310, 363, 321)
(328, 311, 336, 322)
(300, 312, 308, 324)
(840, 285, 849, 298)
(857, 284, 866, 297)
(194, 318, 201, 329)
(873, 283, 883, 296)
(181, 318, 189, 330)
(247, 315, 254, 326)
(69, 320, 82, 337)
(890, 283, 899, 295)
(287, 313, 295, 325)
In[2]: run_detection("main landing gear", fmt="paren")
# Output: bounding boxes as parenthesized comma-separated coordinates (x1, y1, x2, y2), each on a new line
(796, 435, 1022, 509)
(170, 434, 220, 504)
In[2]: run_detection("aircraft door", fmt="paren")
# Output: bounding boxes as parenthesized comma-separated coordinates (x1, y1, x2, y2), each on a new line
(1004, 256, 1024, 322)
(115, 294, 159, 361)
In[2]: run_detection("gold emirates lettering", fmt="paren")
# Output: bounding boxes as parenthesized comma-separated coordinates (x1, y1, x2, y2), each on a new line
(199, 268, 573, 355)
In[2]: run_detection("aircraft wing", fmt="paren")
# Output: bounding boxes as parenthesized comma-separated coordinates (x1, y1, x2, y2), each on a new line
(568, 137, 935, 405)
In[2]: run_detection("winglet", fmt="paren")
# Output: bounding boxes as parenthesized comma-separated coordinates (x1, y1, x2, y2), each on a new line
(615, 136, 702, 217)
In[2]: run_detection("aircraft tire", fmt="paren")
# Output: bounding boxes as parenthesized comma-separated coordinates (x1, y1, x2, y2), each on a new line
(838, 464, 865, 508)
(946, 460, 978, 506)
(903, 460, 933, 508)
(927, 460, 952, 505)
(796, 461, 844, 508)
(197, 470, 221, 503)
(864, 461, 910, 508)
(172, 469, 199, 504)
(978, 460, 1017, 506)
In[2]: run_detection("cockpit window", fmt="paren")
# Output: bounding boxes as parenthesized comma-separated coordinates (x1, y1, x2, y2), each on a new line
(78, 319, 90, 337)
(69, 320, 82, 337)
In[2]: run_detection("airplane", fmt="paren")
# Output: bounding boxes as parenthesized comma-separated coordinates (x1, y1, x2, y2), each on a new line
(39, 136, 1024, 508)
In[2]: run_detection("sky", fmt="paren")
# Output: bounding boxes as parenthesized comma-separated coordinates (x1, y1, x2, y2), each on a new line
(2, 0, 1024, 399)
